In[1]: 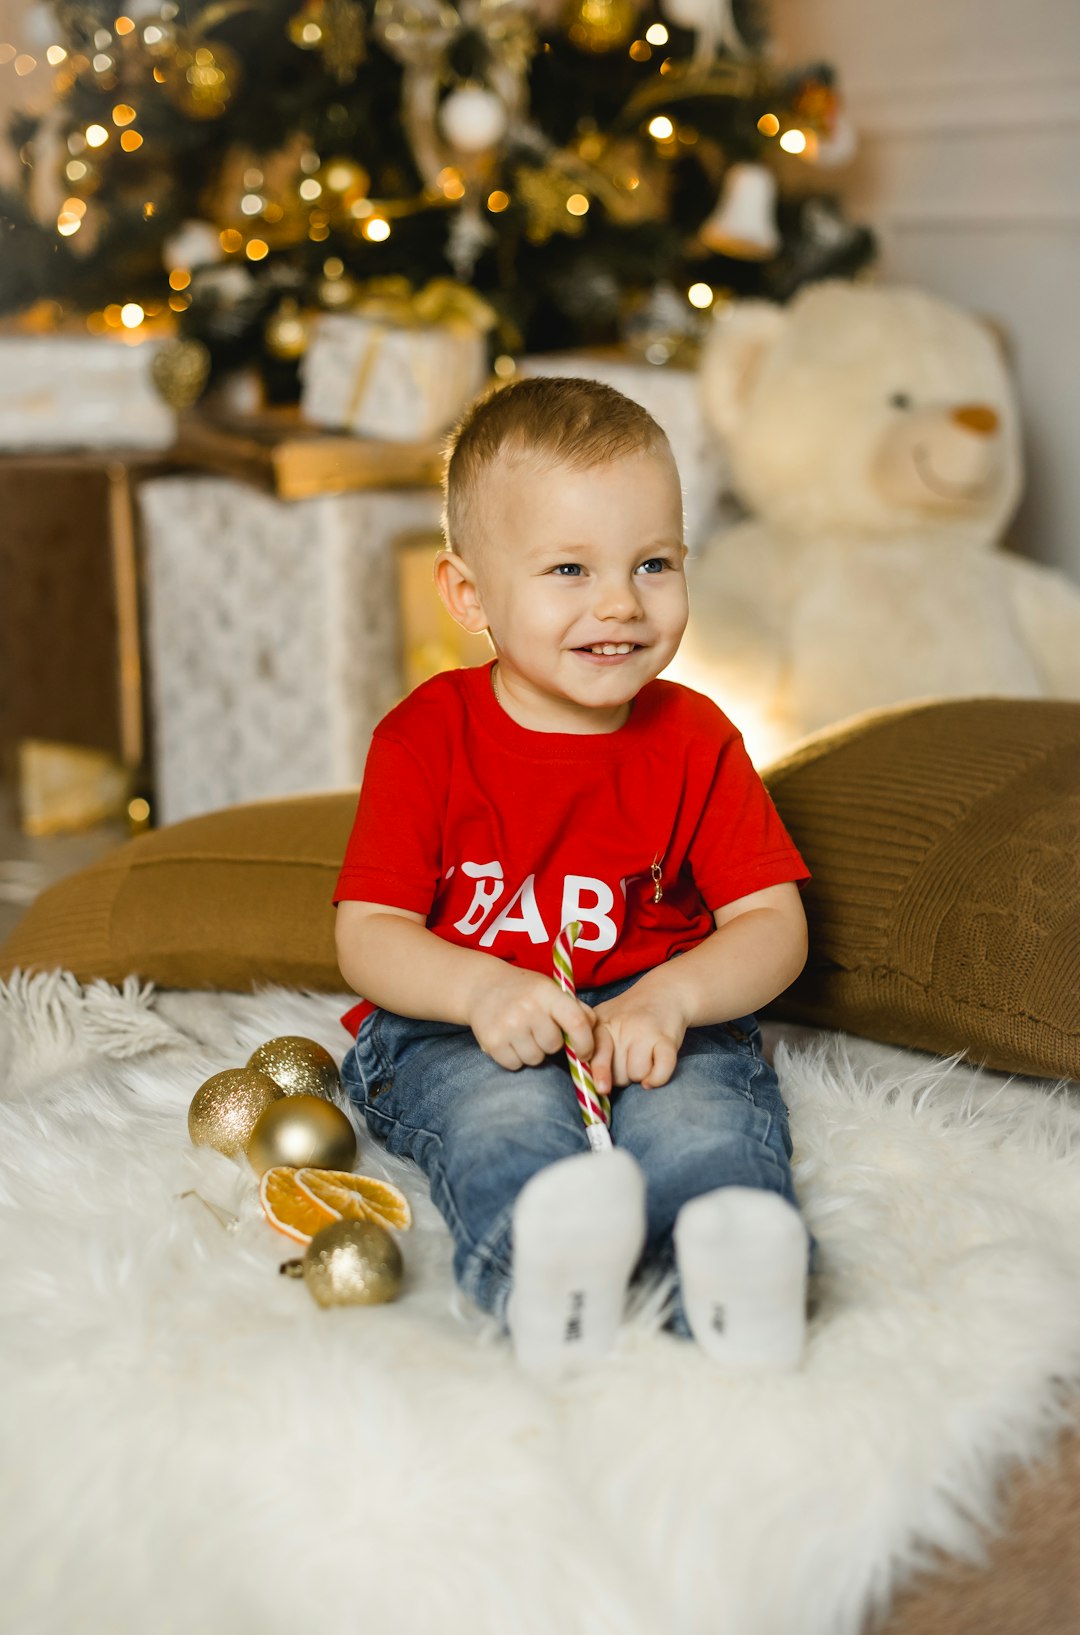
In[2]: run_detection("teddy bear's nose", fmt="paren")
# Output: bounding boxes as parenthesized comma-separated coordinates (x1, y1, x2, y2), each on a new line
(951, 404, 999, 436)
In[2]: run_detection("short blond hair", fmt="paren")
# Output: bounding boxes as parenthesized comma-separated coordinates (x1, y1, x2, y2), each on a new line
(443, 375, 672, 554)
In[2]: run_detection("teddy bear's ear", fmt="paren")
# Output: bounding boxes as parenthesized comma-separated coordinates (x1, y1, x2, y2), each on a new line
(699, 300, 787, 440)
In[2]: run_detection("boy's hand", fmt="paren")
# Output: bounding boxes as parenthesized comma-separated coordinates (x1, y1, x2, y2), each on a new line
(468, 966, 596, 1073)
(589, 987, 689, 1094)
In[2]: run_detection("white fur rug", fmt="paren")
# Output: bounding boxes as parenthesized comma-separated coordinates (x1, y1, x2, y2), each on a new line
(3, 973, 1080, 1635)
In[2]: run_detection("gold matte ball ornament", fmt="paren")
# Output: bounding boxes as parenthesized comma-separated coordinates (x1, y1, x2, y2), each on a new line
(246, 1094, 357, 1176)
(188, 1068, 284, 1157)
(247, 1036, 341, 1100)
(302, 1217, 404, 1307)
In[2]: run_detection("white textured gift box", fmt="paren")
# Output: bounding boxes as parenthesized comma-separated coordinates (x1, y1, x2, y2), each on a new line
(518, 351, 727, 554)
(300, 311, 488, 441)
(139, 475, 441, 824)
(0, 336, 177, 451)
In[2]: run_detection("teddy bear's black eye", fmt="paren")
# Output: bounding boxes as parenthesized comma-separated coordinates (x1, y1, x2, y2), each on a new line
(890, 392, 912, 410)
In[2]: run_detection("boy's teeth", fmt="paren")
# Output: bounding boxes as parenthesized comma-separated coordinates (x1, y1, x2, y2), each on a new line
(588, 644, 634, 655)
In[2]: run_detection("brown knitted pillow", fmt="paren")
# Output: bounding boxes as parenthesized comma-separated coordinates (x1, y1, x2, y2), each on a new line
(762, 697, 1080, 1080)
(0, 792, 353, 992)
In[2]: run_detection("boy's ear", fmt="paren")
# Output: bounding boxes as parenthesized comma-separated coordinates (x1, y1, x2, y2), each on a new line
(434, 549, 489, 636)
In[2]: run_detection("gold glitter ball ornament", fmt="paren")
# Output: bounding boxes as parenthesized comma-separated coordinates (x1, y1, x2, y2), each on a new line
(188, 1068, 284, 1158)
(150, 337, 211, 409)
(303, 1217, 403, 1307)
(246, 1093, 357, 1176)
(247, 1035, 341, 1099)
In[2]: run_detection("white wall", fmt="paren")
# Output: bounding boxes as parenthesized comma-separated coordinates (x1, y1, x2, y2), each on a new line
(771, 0, 1080, 580)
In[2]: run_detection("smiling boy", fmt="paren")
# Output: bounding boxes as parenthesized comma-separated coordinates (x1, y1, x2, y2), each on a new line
(334, 376, 813, 1376)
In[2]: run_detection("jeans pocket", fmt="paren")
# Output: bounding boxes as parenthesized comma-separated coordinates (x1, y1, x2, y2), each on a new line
(343, 1014, 395, 1108)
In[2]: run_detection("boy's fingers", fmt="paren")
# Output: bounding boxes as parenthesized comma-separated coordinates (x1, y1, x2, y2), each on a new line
(554, 992, 595, 1062)
(590, 1026, 614, 1095)
(626, 1036, 655, 1086)
(642, 1039, 678, 1090)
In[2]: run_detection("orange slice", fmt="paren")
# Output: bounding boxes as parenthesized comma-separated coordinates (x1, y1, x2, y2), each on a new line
(297, 1168, 412, 1231)
(260, 1166, 341, 1244)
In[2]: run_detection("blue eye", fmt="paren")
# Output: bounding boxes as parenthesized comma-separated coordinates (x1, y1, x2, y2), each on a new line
(637, 557, 670, 574)
(552, 563, 583, 577)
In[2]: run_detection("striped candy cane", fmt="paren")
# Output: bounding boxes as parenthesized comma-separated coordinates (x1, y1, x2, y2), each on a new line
(553, 921, 612, 1152)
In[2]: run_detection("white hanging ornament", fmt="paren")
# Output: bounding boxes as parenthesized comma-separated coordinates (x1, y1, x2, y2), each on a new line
(438, 83, 508, 154)
(660, 0, 745, 60)
(163, 219, 222, 272)
(699, 162, 780, 260)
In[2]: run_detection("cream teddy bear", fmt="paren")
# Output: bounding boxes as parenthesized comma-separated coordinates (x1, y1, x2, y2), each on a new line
(674, 280, 1080, 765)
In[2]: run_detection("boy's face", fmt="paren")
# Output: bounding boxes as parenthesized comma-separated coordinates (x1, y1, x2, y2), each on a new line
(444, 447, 688, 732)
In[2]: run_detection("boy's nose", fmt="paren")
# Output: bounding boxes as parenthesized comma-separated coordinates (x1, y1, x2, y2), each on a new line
(593, 579, 643, 620)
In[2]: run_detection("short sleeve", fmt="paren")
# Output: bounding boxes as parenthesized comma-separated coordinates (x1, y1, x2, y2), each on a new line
(332, 732, 443, 914)
(687, 730, 809, 910)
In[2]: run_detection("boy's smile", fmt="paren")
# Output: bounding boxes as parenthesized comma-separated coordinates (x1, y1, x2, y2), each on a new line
(437, 447, 688, 734)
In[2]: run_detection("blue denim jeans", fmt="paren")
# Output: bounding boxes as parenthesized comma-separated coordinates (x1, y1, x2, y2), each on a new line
(341, 971, 812, 1332)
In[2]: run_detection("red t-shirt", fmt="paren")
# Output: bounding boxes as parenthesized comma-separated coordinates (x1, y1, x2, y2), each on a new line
(334, 662, 808, 1035)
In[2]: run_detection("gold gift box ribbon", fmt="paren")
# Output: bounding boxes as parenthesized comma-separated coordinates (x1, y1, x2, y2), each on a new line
(344, 278, 496, 428)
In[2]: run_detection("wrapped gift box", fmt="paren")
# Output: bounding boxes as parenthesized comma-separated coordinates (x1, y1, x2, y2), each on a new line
(518, 349, 728, 554)
(300, 310, 489, 442)
(0, 336, 177, 451)
(139, 474, 443, 824)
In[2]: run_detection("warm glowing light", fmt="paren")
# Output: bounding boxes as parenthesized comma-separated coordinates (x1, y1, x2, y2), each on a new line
(94, 28, 112, 48)
(648, 115, 674, 140)
(86, 123, 109, 147)
(57, 213, 82, 237)
(112, 103, 136, 125)
(688, 282, 714, 309)
(309, 221, 330, 241)
(566, 193, 589, 216)
(628, 39, 651, 61)
(486, 190, 509, 213)
(63, 196, 87, 218)
(240, 192, 263, 214)
(301, 21, 321, 43)
(92, 52, 113, 72)
(263, 201, 283, 222)
(323, 255, 344, 277)
(68, 131, 86, 153)
(168, 268, 190, 290)
(298, 178, 322, 201)
(493, 354, 516, 378)
(324, 160, 361, 191)
(144, 25, 163, 44)
(168, 293, 190, 311)
(14, 54, 37, 76)
(645, 22, 668, 43)
(757, 112, 780, 137)
(46, 45, 68, 65)
(142, 201, 155, 218)
(219, 227, 243, 253)
(779, 128, 807, 153)
(104, 304, 123, 327)
(363, 216, 390, 241)
(128, 797, 150, 824)
(349, 197, 373, 217)
(0, 46, 15, 66)
(120, 302, 144, 328)
(120, 129, 142, 151)
(245, 238, 269, 260)
(243, 166, 263, 188)
(152, 65, 165, 81)
(86, 312, 108, 334)
(115, 17, 136, 36)
(300, 150, 320, 174)
(65, 160, 87, 181)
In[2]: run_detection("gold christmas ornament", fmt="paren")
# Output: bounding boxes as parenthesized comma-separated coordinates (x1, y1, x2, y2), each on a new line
(160, 38, 240, 120)
(302, 1217, 404, 1307)
(188, 1068, 284, 1158)
(566, 0, 638, 53)
(264, 298, 313, 359)
(246, 1094, 357, 1176)
(150, 337, 211, 408)
(247, 1035, 341, 1099)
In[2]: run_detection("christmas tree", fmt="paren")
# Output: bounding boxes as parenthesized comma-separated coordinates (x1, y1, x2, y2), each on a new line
(0, 0, 873, 400)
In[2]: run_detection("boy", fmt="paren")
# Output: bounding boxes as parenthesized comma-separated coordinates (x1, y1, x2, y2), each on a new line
(335, 376, 812, 1376)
